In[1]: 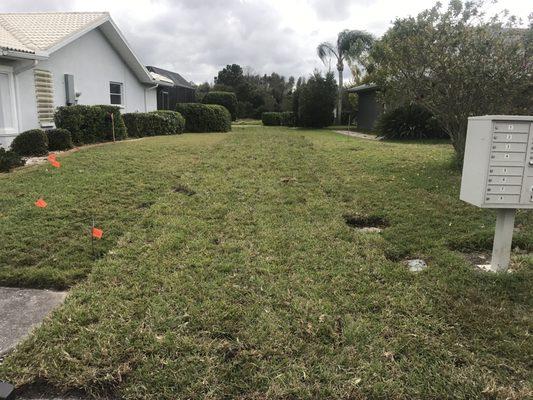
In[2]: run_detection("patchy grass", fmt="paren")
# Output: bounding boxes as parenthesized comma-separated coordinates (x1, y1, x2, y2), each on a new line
(0, 135, 224, 289)
(0, 127, 531, 399)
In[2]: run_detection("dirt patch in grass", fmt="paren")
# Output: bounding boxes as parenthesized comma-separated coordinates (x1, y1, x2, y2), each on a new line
(14, 383, 91, 400)
(172, 184, 196, 196)
(343, 213, 389, 229)
(462, 250, 532, 273)
(280, 176, 297, 184)
(463, 251, 491, 267)
(19, 138, 145, 170)
(137, 201, 155, 209)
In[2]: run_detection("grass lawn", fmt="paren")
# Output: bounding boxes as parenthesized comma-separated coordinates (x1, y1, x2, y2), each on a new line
(0, 127, 531, 399)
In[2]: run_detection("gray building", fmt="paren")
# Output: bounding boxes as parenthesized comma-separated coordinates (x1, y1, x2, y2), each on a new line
(346, 84, 383, 131)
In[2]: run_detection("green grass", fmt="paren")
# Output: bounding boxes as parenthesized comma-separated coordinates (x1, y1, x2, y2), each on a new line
(0, 135, 225, 289)
(0, 127, 532, 399)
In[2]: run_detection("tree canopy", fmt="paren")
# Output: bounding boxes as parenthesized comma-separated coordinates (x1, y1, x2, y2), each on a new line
(296, 71, 337, 128)
(201, 64, 295, 119)
(367, 0, 532, 163)
(317, 30, 374, 123)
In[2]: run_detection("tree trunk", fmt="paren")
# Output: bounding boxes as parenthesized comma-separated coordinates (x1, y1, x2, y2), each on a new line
(442, 118, 468, 168)
(337, 63, 343, 125)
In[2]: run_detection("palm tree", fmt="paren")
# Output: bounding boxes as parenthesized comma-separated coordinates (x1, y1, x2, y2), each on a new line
(317, 30, 374, 124)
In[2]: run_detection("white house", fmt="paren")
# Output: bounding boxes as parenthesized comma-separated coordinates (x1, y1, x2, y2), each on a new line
(0, 12, 168, 148)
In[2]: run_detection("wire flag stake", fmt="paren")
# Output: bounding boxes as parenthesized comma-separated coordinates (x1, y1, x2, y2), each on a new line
(35, 198, 47, 208)
(91, 218, 103, 260)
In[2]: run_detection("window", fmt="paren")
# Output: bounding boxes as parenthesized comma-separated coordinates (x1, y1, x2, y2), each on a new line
(110, 82, 123, 105)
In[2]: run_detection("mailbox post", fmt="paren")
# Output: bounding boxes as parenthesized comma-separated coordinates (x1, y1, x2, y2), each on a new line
(460, 115, 533, 272)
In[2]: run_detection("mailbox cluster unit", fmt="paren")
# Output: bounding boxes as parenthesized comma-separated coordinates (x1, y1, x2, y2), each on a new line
(460, 115, 533, 209)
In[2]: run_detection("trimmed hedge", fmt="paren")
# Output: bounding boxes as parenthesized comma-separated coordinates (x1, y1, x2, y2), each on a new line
(176, 103, 231, 133)
(262, 112, 282, 126)
(123, 113, 155, 137)
(281, 111, 295, 127)
(123, 113, 144, 137)
(47, 128, 73, 151)
(0, 148, 25, 172)
(376, 104, 448, 140)
(150, 111, 185, 134)
(202, 91, 238, 121)
(54, 105, 127, 145)
(123, 111, 185, 137)
(98, 105, 128, 142)
(10, 129, 48, 156)
(262, 111, 295, 127)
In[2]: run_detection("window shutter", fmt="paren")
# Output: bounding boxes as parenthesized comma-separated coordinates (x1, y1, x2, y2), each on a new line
(34, 69, 55, 127)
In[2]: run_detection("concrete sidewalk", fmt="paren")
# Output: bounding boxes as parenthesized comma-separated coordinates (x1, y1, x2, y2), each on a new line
(0, 287, 67, 356)
(334, 130, 382, 141)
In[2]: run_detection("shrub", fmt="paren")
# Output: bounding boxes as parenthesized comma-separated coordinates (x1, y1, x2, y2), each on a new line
(97, 105, 127, 142)
(262, 111, 296, 127)
(0, 148, 25, 172)
(47, 128, 73, 151)
(202, 91, 238, 121)
(262, 112, 282, 126)
(376, 104, 448, 140)
(297, 72, 336, 128)
(176, 103, 231, 133)
(123, 113, 145, 137)
(281, 111, 295, 127)
(123, 111, 185, 137)
(10, 129, 48, 156)
(150, 111, 185, 134)
(54, 105, 92, 144)
(54, 105, 126, 145)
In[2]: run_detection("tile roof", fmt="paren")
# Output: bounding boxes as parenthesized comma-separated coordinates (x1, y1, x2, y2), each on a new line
(0, 12, 108, 54)
(146, 66, 195, 89)
(0, 23, 31, 53)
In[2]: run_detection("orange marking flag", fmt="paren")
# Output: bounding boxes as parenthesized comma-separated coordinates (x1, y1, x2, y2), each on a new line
(51, 160, 61, 168)
(35, 198, 47, 208)
(47, 154, 56, 162)
(92, 227, 103, 239)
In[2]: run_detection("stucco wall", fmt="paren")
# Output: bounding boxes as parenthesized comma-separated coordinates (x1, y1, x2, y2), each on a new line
(0, 27, 155, 148)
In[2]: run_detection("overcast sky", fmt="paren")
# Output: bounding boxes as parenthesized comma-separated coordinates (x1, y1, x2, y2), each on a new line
(0, 0, 530, 84)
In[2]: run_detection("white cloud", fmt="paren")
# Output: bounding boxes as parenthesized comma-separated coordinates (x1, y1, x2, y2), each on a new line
(0, 0, 530, 84)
